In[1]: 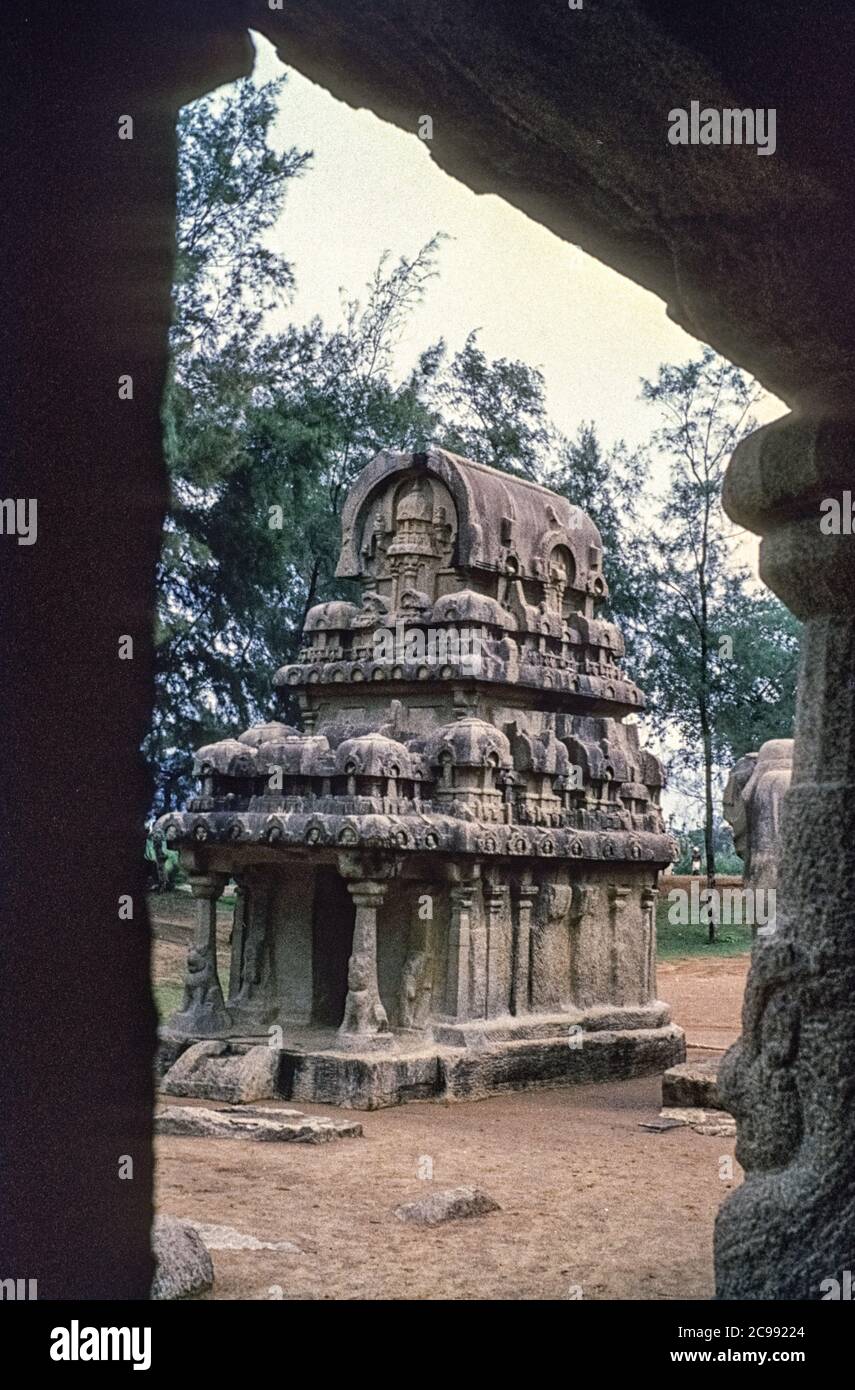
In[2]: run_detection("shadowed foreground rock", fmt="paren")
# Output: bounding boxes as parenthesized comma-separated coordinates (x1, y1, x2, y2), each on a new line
(716, 417, 855, 1298)
(151, 1217, 214, 1300)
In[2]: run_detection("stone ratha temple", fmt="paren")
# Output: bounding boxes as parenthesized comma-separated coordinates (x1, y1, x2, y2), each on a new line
(157, 449, 684, 1106)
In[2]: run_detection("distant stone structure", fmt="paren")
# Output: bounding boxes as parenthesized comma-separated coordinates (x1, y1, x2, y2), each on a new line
(722, 739, 793, 897)
(157, 449, 683, 1106)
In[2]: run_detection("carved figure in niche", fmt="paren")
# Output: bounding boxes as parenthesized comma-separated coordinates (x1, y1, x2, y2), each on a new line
(368, 508, 385, 557)
(432, 504, 453, 552)
(548, 550, 569, 615)
(544, 883, 573, 924)
(400, 948, 433, 1029)
(234, 894, 273, 1004)
(497, 556, 519, 609)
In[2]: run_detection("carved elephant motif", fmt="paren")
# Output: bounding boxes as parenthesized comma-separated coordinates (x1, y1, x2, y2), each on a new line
(722, 738, 793, 893)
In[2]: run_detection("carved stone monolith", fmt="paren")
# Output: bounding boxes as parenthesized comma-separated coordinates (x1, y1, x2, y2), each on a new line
(157, 449, 683, 1107)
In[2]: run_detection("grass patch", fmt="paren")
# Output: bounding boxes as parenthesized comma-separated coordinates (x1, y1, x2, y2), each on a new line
(148, 889, 234, 926)
(656, 901, 754, 959)
(153, 982, 185, 1020)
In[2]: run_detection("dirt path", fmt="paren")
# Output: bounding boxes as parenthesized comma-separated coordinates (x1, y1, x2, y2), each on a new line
(658, 955, 747, 1052)
(155, 955, 750, 1300)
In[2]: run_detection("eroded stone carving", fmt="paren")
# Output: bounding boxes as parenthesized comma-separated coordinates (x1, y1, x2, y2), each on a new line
(723, 739, 793, 897)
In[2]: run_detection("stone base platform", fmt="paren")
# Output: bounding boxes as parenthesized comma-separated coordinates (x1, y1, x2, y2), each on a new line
(656, 1057, 734, 1136)
(661, 1057, 725, 1110)
(160, 1011, 685, 1110)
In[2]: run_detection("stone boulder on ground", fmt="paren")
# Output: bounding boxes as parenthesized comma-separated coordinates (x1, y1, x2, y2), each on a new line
(155, 1104, 362, 1143)
(160, 1040, 279, 1103)
(394, 1186, 501, 1226)
(662, 1058, 726, 1111)
(151, 1216, 214, 1300)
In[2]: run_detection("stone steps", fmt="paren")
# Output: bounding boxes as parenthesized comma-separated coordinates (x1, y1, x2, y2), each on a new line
(657, 1058, 735, 1136)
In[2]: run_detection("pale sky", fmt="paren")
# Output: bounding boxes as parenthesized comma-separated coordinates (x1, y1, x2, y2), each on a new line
(252, 32, 784, 463)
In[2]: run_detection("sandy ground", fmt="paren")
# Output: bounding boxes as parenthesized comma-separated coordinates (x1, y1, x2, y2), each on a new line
(154, 953, 750, 1301)
(658, 955, 746, 1051)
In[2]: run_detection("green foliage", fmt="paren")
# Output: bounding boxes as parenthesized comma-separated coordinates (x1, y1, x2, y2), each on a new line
(711, 582, 801, 760)
(152, 75, 800, 838)
(656, 902, 753, 959)
(670, 848, 745, 875)
(551, 423, 651, 637)
(669, 819, 744, 874)
(152, 78, 458, 806)
(637, 349, 760, 755)
(633, 351, 799, 899)
(144, 836, 180, 889)
(172, 76, 310, 352)
(431, 331, 553, 478)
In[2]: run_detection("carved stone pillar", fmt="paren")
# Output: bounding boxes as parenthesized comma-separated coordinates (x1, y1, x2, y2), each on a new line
(227, 878, 247, 1004)
(511, 875, 539, 1016)
(338, 878, 392, 1050)
(641, 886, 658, 1004)
(171, 872, 230, 1036)
(484, 875, 509, 1018)
(715, 416, 855, 1299)
(446, 877, 478, 1020)
(568, 883, 601, 1008)
(229, 869, 278, 1030)
(469, 878, 488, 1020)
(607, 884, 631, 1004)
